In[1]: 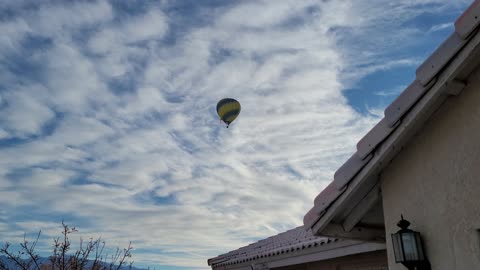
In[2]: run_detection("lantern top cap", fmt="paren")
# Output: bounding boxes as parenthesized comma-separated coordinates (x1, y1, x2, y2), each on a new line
(397, 215, 411, 230)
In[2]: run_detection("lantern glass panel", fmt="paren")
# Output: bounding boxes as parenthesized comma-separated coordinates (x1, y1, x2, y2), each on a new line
(401, 232, 419, 261)
(391, 233, 404, 262)
(415, 232, 425, 260)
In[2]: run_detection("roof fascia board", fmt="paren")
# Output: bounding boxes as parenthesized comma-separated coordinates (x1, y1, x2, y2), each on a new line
(307, 153, 376, 228)
(333, 153, 373, 190)
(342, 182, 381, 232)
(311, 174, 378, 233)
(308, 28, 480, 236)
(384, 80, 434, 128)
(216, 265, 252, 270)
(251, 263, 269, 270)
(312, 183, 348, 216)
(267, 242, 386, 269)
(319, 224, 385, 242)
(331, 174, 380, 224)
(356, 118, 400, 160)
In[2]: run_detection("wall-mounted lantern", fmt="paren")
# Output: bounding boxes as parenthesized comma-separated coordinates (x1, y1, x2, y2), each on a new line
(391, 216, 430, 270)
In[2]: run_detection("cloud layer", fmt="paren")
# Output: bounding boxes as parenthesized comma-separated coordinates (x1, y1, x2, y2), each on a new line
(0, 0, 470, 269)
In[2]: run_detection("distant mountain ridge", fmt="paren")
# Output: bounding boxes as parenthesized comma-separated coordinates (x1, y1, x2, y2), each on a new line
(0, 255, 148, 270)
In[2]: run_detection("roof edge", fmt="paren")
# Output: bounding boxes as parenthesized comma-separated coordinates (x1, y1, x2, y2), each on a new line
(209, 240, 385, 270)
(304, 0, 480, 236)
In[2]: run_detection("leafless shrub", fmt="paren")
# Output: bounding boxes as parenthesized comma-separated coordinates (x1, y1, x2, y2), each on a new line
(0, 222, 133, 270)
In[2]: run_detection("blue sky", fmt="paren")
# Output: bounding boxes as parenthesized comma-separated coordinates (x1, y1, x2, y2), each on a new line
(0, 0, 471, 269)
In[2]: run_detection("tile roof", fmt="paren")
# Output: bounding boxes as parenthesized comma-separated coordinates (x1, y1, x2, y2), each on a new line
(207, 226, 384, 269)
(304, 0, 480, 236)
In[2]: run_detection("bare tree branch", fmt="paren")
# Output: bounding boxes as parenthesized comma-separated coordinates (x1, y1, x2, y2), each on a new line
(20, 231, 41, 270)
(0, 223, 134, 270)
(0, 243, 29, 270)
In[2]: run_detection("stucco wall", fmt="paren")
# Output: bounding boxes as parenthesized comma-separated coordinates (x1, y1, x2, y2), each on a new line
(381, 65, 480, 270)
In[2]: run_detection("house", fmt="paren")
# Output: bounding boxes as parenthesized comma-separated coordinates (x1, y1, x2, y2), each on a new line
(207, 226, 387, 270)
(303, 1, 480, 269)
(209, 1, 480, 270)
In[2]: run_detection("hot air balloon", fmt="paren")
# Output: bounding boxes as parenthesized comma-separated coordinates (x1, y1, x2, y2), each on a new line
(216, 98, 241, 128)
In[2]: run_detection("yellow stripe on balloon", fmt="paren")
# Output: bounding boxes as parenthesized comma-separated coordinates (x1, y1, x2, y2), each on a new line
(218, 101, 240, 119)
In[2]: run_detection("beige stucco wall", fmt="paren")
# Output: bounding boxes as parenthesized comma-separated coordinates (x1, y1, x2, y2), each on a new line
(381, 65, 480, 270)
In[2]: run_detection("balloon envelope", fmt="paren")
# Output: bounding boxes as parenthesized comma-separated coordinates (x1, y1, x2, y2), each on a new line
(216, 98, 241, 126)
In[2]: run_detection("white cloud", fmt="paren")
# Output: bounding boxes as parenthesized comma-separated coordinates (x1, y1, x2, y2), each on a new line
(0, 140, 89, 175)
(374, 85, 408, 97)
(89, 8, 168, 53)
(0, 17, 31, 54)
(0, 88, 54, 137)
(42, 43, 113, 113)
(218, 0, 308, 28)
(15, 167, 75, 189)
(46, 116, 114, 146)
(429, 22, 453, 32)
(29, 1, 113, 38)
(0, 129, 9, 139)
(123, 9, 169, 43)
(87, 7, 168, 79)
(0, 0, 472, 269)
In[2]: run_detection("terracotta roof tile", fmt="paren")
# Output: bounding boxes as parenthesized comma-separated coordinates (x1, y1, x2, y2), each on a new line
(207, 226, 337, 268)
